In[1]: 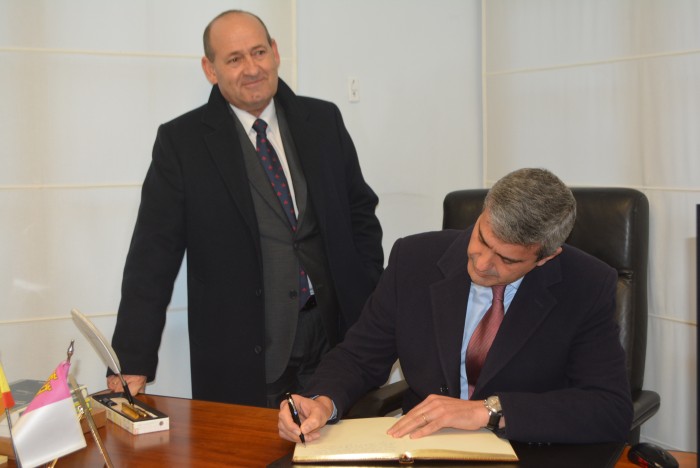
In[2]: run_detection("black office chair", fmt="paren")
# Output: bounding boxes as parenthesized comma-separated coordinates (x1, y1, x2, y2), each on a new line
(349, 187, 660, 444)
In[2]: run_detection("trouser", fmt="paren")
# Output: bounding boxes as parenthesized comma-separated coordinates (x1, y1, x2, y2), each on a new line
(265, 298, 329, 408)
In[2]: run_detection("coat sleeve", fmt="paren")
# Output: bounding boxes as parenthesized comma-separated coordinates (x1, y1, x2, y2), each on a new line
(303, 237, 404, 414)
(331, 104, 384, 283)
(497, 266, 633, 443)
(110, 124, 187, 381)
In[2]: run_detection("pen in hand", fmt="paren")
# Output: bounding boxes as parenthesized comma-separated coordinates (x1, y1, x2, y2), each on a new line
(284, 392, 306, 446)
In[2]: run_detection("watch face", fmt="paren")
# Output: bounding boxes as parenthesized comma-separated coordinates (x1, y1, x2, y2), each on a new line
(486, 396, 502, 413)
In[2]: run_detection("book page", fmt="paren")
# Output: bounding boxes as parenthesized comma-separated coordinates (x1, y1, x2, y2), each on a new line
(292, 417, 518, 463)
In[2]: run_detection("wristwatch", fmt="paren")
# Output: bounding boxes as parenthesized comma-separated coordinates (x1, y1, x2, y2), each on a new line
(484, 395, 502, 431)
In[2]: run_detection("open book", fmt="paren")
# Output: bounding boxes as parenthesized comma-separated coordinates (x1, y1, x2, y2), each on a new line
(292, 417, 518, 464)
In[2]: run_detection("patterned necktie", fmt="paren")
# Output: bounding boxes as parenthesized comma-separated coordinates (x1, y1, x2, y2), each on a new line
(466, 284, 506, 398)
(252, 118, 311, 309)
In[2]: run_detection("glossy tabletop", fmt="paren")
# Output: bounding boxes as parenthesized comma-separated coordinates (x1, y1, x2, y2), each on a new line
(4, 394, 695, 467)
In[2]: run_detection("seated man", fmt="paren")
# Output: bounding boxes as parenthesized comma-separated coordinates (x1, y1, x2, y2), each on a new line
(278, 168, 632, 444)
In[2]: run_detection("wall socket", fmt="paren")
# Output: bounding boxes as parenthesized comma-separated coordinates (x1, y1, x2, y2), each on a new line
(348, 77, 360, 102)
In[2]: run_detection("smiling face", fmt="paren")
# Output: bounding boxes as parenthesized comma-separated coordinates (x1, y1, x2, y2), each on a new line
(467, 209, 561, 287)
(201, 12, 280, 116)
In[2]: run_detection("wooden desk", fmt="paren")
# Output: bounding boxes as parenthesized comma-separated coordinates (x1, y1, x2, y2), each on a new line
(4, 394, 696, 467)
(8, 394, 294, 467)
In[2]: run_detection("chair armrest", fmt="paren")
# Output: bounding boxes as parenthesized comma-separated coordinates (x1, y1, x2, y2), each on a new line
(631, 389, 660, 430)
(345, 380, 409, 419)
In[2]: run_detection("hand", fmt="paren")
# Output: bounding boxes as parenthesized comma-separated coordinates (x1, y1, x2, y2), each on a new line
(106, 374, 147, 395)
(278, 395, 334, 443)
(387, 394, 491, 439)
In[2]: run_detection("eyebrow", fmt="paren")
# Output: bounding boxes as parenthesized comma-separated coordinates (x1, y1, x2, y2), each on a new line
(223, 44, 267, 59)
(477, 223, 526, 264)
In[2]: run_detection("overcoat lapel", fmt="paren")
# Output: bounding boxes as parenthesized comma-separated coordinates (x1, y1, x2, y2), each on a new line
(474, 255, 562, 396)
(430, 231, 472, 398)
(274, 81, 328, 230)
(429, 227, 564, 399)
(201, 86, 260, 246)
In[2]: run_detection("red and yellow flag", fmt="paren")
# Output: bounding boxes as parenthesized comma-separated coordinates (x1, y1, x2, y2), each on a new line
(0, 361, 15, 412)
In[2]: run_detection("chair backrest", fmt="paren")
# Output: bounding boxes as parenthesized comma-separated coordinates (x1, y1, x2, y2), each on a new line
(442, 188, 650, 394)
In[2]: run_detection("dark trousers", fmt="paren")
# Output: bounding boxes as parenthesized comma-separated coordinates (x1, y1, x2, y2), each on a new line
(265, 301, 329, 408)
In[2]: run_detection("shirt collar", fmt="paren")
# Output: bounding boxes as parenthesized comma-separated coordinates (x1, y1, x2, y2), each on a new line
(471, 276, 524, 295)
(229, 100, 278, 134)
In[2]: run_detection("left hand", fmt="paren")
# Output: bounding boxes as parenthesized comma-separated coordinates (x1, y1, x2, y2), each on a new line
(386, 394, 490, 439)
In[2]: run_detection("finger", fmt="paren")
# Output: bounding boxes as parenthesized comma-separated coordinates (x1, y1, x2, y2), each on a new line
(407, 421, 438, 439)
(387, 413, 424, 438)
(130, 378, 146, 394)
(278, 408, 303, 441)
(278, 419, 301, 442)
(106, 376, 121, 391)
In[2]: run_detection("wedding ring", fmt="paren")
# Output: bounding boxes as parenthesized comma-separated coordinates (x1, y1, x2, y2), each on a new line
(422, 413, 429, 425)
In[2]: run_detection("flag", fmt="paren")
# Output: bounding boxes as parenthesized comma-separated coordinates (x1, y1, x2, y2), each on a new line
(12, 360, 86, 468)
(0, 361, 15, 413)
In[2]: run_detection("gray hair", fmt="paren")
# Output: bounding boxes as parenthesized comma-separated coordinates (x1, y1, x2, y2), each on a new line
(203, 10, 273, 61)
(484, 168, 576, 259)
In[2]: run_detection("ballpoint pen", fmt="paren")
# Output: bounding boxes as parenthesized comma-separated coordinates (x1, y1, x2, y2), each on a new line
(284, 392, 306, 446)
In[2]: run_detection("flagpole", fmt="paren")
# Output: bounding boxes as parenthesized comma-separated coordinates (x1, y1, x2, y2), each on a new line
(4, 407, 22, 468)
(65, 341, 114, 468)
(68, 375, 114, 468)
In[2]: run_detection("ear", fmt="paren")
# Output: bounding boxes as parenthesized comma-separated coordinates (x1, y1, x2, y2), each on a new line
(201, 56, 218, 85)
(535, 246, 562, 267)
(271, 39, 281, 67)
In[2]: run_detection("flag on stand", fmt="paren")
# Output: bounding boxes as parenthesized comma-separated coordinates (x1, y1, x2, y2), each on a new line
(0, 362, 15, 413)
(12, 360, 86, 468)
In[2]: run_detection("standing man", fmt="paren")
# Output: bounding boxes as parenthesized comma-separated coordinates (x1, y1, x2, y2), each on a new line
(279, 168, 632, 444)
(108, 10, 383, 408)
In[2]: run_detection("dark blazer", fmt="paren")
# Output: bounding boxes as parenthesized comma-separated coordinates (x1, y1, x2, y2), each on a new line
(111, 80, 383, 407)
(305, 228, 633, 443)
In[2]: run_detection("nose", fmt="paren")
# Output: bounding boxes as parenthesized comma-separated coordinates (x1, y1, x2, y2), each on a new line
(473, 250, 496, 273)
(241, 56, 259, 75)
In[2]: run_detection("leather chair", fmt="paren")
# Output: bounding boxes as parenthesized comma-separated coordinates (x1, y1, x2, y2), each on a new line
(349, 187, 660, 444)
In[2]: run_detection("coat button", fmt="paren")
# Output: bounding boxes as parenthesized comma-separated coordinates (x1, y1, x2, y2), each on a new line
(255, 289, 262, 297)
(254, 345, 262, 354)
(289, 290, 297, 299)
(440, 385, 449, 394)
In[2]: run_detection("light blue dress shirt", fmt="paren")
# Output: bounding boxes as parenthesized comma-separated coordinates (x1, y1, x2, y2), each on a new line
(460, 278, 523, 399)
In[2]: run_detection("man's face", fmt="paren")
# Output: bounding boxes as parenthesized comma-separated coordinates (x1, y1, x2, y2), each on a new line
(201, 13, 280, 116)
(467, 209, 561, 287)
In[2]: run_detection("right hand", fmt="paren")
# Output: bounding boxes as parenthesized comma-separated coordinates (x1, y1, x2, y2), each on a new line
(106, 374, 147, 395)
(278, 395, 334, 443)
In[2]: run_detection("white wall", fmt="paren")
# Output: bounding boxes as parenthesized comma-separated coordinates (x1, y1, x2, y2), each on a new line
(483, 0, 699, 450)
(0, 0, 296, 400)
(0, 0, 696, 452)
(296, 0, 483, 254)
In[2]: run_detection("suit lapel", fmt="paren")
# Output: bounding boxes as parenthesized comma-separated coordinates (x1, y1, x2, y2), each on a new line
(232, 114, 292, 227)
(474, 256, 562, 395)
(277, 106, 308, 226)
(430, 230, 471, 397)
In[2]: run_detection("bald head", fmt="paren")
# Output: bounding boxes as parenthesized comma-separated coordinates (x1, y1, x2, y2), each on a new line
(203, 10, 272, 61)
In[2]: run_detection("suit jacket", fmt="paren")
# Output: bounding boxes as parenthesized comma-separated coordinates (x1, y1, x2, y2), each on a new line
(111, 80, 383, 406)
(305, 229, 633, 443)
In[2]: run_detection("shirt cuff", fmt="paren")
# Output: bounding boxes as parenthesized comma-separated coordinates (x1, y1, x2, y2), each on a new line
(310, 395, 338, 421)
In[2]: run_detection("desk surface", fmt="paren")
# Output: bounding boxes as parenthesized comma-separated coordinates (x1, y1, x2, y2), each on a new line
(5, 394, 695, 467)
(9, 394, 295, 467)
